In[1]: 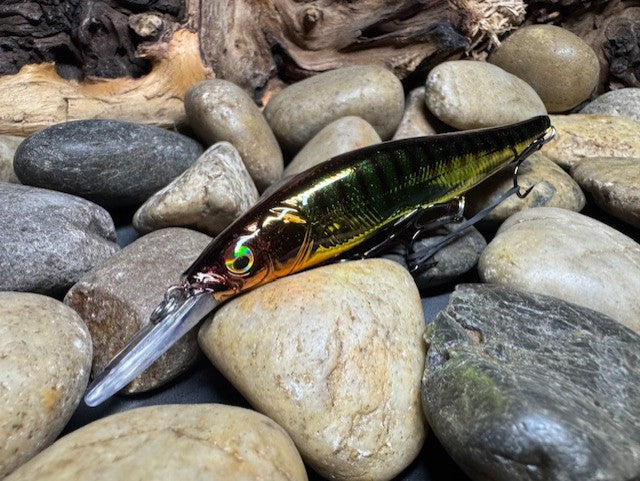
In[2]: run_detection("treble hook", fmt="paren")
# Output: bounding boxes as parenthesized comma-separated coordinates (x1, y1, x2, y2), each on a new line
(512, 125, 557, 199)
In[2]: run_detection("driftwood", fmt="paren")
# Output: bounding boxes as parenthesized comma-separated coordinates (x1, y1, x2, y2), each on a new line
(0, 0, 526, 136)
(527, 0, 640, 92)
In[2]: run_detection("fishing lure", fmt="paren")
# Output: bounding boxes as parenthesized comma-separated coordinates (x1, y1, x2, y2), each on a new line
(85, 115, 556, 406)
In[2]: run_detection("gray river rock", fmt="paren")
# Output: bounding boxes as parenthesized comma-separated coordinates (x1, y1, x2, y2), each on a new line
(422, 284, 640, 481)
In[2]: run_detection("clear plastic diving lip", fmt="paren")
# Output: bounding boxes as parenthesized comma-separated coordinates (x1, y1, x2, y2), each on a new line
(84, 293, 218, 407)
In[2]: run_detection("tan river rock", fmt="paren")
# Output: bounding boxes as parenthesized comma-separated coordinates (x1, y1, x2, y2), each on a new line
(5, 404, 307, 481)
(542, 115, 640, 169)
(479, 207, 640, 333)
(0, 135, 22, 183)
(0, 292, 92, 478)
(199, 259, 426, 481)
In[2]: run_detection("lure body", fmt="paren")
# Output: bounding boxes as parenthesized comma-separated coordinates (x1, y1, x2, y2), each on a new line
(184, 115, 552, 300)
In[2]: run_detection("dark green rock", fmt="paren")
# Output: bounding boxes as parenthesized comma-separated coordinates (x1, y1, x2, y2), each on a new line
(13, 120, 203, 207)
(422, 284, 640, 481)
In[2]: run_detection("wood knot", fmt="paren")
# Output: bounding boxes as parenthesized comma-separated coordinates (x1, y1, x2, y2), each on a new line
(302, 7, 323, 33)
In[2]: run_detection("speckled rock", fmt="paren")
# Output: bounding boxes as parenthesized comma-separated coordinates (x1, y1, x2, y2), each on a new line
(199, 259, 426, 481)
(264, 65, 404, 154)
(489, 25, 600, 112)
(0, 292, 92, 478)
(466, 153, 585, 226)
(423, 283, 640, 481)
(424, 60, 546, 130)
(580, 88, 640, 122)
(541, 114, 640, 169)
(0, 183, 118, 297)
(392, 87, 438, 140)
(5, 404, 308, 481)
(64, 228, 211, 394)
(479, 207, 640, 333)
(13, 119, 203, 207)
(0, 135, 22, 183)
(133, 142, 259, 236)
(384, 224, 486, 288)
(283, 116, 381, 177)
(184, 80, 283, 191)
(571, 157, 640, 227)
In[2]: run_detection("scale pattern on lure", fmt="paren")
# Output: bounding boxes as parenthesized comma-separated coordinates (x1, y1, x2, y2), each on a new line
(84, 115, 555, 407)
(184, 115, 553, 301)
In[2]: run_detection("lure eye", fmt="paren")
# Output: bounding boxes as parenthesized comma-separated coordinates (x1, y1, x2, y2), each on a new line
(225, 244, 254, 275)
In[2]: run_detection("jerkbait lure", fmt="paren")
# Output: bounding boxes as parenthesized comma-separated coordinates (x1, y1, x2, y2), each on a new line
(85, 115, 555, 406)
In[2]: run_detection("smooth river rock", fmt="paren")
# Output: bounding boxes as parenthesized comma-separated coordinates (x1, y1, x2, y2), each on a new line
(424, 60, 546, 130)
(6, 404, 308, 481)
(283, 116, 381, 177)
(0, 292, 92, 478)
(64, 228, 211, 394)
(0, 135, 22, 183)
(423, 283, 640, 481)
(571, 157, 640, 227)
(478, 207, 640, 333)
(465, 153, 585, 226)
(13, 119, 203, 207)
(199, 259, 426, 481)
(392, 87, 438, 140)
(489, 25, 600, 112)
(580, 88, 640, 122)
(542, 114, 640, 169)
(0, 183, 118, 297)
(133, 142, 259, 236)
(184, 79, 283, 191)
(264, 65, 404, 154)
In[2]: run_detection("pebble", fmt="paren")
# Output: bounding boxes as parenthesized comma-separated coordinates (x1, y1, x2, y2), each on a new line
(13, 120, 203, 207)
(5, 404, 307, 481)
(465, 153, 586, 226)
(384, 224, 486, 288)
(199, 259, 426, 481)
(283, 116, 381, 177)
(571, 157, 640, 228)
(542, 114, 640, 169)
(489, 25, 600, 112)
(264, 65, 404, 154)
(64, 228, 211, 394)
(422, 283, 640, 481)
(0, 183, 118, 297)
(0, 292, 92, 478)
(478, 207, 640, 333)
(184, 79, 283, 191)
(424, 60, 546, 130)
(133, 142, 259, 236)
(0, 135, 22, 183)
(580, 88, 640, 122)
(392, 87, 438, 140)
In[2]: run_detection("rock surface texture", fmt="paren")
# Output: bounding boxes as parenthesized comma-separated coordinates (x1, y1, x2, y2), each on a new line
(478, 207, 640, 333)
(392, 87, 438, 140)
(264, 65, 404, 154)
(133, 142, 259, 236)
(0, 135, 22, 183)
(13, 120, 203, 207)
(283, 116, 381, 177)
(489, 25, 600, 112)
(0, 183, 118, 296)
(0, 292, 92, 478)
(580, 88, 640, 122)
(542, 114, 640, 169)
(64, 228, 211, 394)
(424, 60, 546, 130)
(184, 80, 283, 191)
(571, 157, 640, 228)
(422, 284, 640, 481)
(5, 404, 308, 481)
(199, 259, 426, 481)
